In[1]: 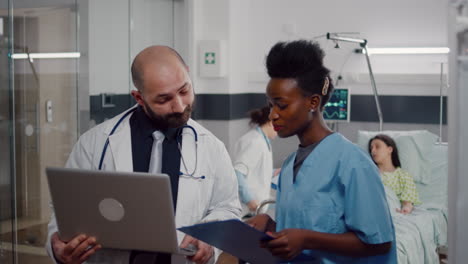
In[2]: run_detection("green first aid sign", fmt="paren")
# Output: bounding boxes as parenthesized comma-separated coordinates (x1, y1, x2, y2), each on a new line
(205, 52, 216, 64)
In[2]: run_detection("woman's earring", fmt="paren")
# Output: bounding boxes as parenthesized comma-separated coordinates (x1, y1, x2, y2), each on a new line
(310, 109, 315, 113)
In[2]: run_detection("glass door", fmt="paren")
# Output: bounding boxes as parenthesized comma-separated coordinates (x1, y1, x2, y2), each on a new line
(0, 0, 175, 263)
(1, 0, 79, 263)
(0, 0, 15, 262)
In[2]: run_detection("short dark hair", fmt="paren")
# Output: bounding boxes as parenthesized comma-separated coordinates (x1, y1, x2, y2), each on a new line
(266, 40, 334, 108)
(131, 46, 187, 91)
(249, 106, 271, 126)
(368, 134, 402, 168)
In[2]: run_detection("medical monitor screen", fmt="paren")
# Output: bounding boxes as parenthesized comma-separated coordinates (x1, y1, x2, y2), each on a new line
(323, 88, 350, 122)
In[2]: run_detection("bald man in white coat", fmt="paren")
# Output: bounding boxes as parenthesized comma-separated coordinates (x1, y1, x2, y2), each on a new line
(46, 46, 241, 264)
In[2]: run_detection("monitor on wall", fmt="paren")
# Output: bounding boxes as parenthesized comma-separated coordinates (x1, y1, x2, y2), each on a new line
(323, 88, 350, 122)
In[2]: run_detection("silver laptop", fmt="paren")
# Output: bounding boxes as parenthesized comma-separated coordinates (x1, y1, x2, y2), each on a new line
(46, 167, 196, 256)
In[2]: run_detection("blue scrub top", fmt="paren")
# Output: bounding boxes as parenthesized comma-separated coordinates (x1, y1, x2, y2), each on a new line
(276, 133, 397, 264)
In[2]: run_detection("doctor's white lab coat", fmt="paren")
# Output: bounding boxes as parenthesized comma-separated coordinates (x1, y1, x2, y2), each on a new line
(46, 108, 242, 264)
(232, 127, 273, 215)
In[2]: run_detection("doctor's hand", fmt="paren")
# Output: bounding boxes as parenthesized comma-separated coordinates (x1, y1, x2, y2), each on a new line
(51, 232, 101, 264)
(261, 229, 305, 261)
(246, 213, 276, 232)
(180, 235, 214, 264)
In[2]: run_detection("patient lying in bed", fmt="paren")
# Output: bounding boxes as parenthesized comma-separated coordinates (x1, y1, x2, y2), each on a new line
(368, 134, 421, 214)
(359, 130, 447, 264)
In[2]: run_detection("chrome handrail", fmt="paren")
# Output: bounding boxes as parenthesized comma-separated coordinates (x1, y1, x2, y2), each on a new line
(255, 199, 276, 215)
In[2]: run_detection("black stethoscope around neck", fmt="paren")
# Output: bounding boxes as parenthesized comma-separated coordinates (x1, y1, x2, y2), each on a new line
(98, 107, 204, 179)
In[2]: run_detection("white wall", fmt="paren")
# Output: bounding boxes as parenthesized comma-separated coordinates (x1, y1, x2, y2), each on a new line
(246, 0, 448, 95)
(190, 0, 231, 94)
(188, 0, 449, 97)
(87, 0, 174, 95)
(87, 0, 450, 95)
(187, 0, 449, 154)
(88, 0, 130, 95)
(130, 0, 174, 59)
(187, 0, 448, 95)
(247, 0, 447, 74)
(79, 0, 450, 158)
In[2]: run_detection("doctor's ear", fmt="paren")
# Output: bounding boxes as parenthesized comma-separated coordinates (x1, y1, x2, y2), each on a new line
(131, 90, 145, 106)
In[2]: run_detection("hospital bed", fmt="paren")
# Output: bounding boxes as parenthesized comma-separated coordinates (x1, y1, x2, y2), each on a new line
(357, 130, 448, 264)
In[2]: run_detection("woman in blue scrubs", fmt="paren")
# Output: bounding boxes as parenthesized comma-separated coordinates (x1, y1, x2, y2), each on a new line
(249, 40, 397, 263)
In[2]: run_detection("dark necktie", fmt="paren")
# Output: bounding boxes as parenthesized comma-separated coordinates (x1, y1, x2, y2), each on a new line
(161, 127, 181, 212)
(129, 128, 181, 264)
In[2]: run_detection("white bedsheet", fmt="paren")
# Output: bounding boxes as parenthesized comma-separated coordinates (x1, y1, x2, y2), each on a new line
(385, 186, 447, 264)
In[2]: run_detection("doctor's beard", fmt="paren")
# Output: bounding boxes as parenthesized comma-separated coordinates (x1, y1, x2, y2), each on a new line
(142, 101, 193, 130)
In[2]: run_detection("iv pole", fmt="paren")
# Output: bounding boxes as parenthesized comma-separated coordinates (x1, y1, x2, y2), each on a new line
(326, 32, 384, 131)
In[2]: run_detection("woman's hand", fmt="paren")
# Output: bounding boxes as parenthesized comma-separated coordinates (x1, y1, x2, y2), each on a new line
(245, 213, 275, 232)
(397, 201, 414, 214)
(261, 229, 305, 261)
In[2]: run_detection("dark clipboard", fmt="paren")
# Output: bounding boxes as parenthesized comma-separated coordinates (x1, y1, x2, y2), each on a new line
(178, 219, 279, 264)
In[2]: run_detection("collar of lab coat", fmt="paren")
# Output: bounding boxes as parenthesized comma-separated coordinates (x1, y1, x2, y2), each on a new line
(103, 106, 209, 172)
(106, 107, 136, 171)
